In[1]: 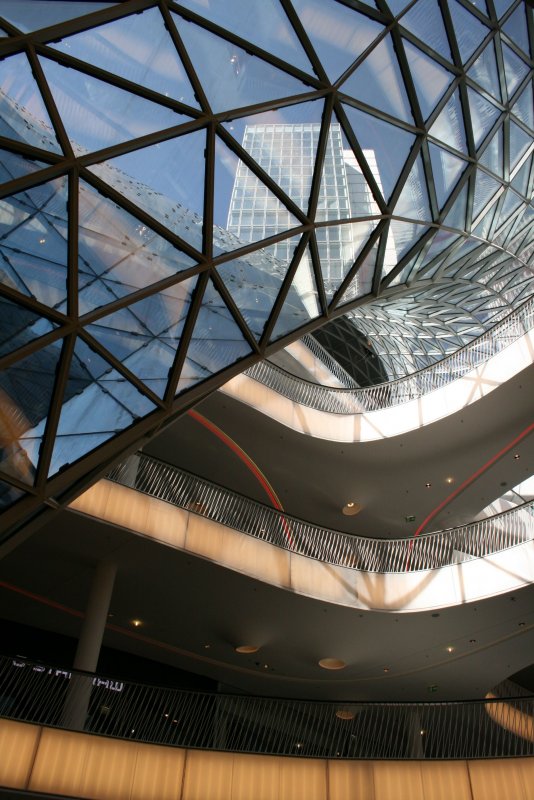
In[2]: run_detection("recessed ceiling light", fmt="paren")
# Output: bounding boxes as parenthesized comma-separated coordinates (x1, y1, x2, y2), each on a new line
(469, 639, 477, 644)
(203, 644, 211, 649)
(131, 619, 143, 628)
(446, 646, 454, 653)
(235, 645, 259, 654)
(342, 501, 361, 516)
(514, 453, 520, 459)
(445, 477, 454, 484)
(425, 482, 431, 488)
(383, 667, 390, 673)
(335, 709, 355, 720)
(319, 658, 346, 670)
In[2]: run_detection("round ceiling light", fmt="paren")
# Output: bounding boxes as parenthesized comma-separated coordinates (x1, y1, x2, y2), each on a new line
(319, 658, 346, 670)
(335, 709, 355, 720)
(342, 502, 361, 516)
(235, 645, 260, 654)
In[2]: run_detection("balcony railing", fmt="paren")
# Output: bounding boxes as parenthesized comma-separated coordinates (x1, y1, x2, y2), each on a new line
(243, 298, 534, 413)
(1, 656, 533, 759)
(107, 453, 534, 573)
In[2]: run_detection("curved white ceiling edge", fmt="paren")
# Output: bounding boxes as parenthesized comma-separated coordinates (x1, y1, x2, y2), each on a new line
(219, 330, 534, 442)
(71, 480, 534, 614)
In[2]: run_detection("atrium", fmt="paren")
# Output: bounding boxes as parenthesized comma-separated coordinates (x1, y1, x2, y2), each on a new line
(0, 0, 534, 779)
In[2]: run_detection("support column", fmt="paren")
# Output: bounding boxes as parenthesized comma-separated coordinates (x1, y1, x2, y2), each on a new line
(63, 560, 117, 730)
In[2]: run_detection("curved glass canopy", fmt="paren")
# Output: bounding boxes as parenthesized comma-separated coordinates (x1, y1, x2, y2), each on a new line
(0, 0, 532, 537)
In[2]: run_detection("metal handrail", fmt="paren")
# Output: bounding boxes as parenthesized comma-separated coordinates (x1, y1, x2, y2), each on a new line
(243, 297, 534, 413)
(107, 453, 534, 573)
(1, 655, 533, 759)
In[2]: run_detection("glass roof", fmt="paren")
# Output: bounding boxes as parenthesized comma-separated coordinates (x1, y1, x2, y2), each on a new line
(0, 0, 532, 533)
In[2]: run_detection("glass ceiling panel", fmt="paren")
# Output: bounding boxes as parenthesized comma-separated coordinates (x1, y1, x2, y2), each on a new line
(216, 235, 302, 339)
(0, 339, 63, 484)
(0, 296, 56, 359)
(511, 81, 533, 130)
(448, 0, 490, 64)
(47, 336, 156, 476)
(85, 276, 197, 398)
(177, 0, 315, 75)
(317, 219, 379, 301)
(501, 43, 530, 100)
(467, 40, 501, 102)
(478, 126, 504, 177)
(0, 53, 62, 154)
(393, 153, 431, 221)
(340, 34, 413, 124)
(50, 7, 200, 109)
(399, 0, 452, 63)
(429, 144, 468, 211)
(383, 220, 428, 276)
(177, 277, 252, 394)
(270, 243, 321, 340)
(39, 56, 190, 156)
(429, 90, 468, 154)
(78, 180, 197, 315)
(0, 149, 48, 185)
(467, 87, 502, 148)
(174, 13, 311, 113)
(88, 129, 206, 253)
(0, 1, 116, 32)
(509, 119, 533, 171)
(502, 5, 530, 57)
(342, 104, 416, 202)
(472, 169, 502, 219)
(214, 135, 300, 254)
(289, 0, 383, 81)
(317, 115, 379, 223)
(441, 182, 466, 229)
(221, 100, 324, 214)
(403, 40, 454, 122)
(0, 177, 69, 310)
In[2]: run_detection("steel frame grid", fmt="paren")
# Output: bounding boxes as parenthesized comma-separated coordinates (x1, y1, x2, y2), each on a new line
(0, 0, 531, 544)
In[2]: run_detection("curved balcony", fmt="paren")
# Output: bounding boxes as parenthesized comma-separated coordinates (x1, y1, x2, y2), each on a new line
(220, 298, 534, 441)
(69, 453, 534, 613)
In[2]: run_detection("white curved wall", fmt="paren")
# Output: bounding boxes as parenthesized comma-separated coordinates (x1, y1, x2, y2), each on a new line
(70, 481, 534, 613)
(220, 329, 534, 442)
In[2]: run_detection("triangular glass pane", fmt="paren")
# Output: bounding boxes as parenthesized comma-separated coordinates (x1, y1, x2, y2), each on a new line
(89, 129, 206, 252)
(429, 144, 467, 210)
(419, 228, 461, 269)
(0, 27, 8, 37)
(270, 245, 321, 340)
(467, 86, 501, 148)
(177, 278, 252, 393)
(449, 0, 489, 63)
(383, 221, 428, 275)
(394, 153, 431, 221)
(342, 104, 416, 201)
(403, 40, 454, 121)
(336, 237, 379, 305)
(0, 479, 25, 512)
(340, 35, 413, 123)
(217, 235, 301, 339)
(317, 115, 380, 222)
(400, 0, 452, 62)
(386, 1, 413, 15)
(493, 0, 515, 18)
(478, 126, 503, 177)
(85, 276, 197, 398)
(0, 340, 63, 484)
(0, 296, 55, 359)
(222, 101, 324, 214)
(501, 43, 530, 100)
(502, 5, 530, 57)
(471, 202, 497, 239)
(0, 52, 62, 154)
(48, 336, 156, 476)
(214, 135, 299, 254)
(39, 56, 189, 157)
(78, 181, 197, 315)
(289, 0, 384, 81)
(177, 0, 315, 75)
(509, 119, 532, 171)
(317, 219, 379, 299)
(472, 169, 502, 218)
(0, 177, 69, 309)
(0, 148, 48, 185)
(442, 183, 468, 229)
(511, 153, 532, 196)
(511, 81, 533, 131)
(467, 40, 501, 101)
(50, 7, 200, 109)
(174, 13, 310, 113)
(0, 2, 116, 32)
(429, 90, 467, 154)
(497, 188, 523, 228)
